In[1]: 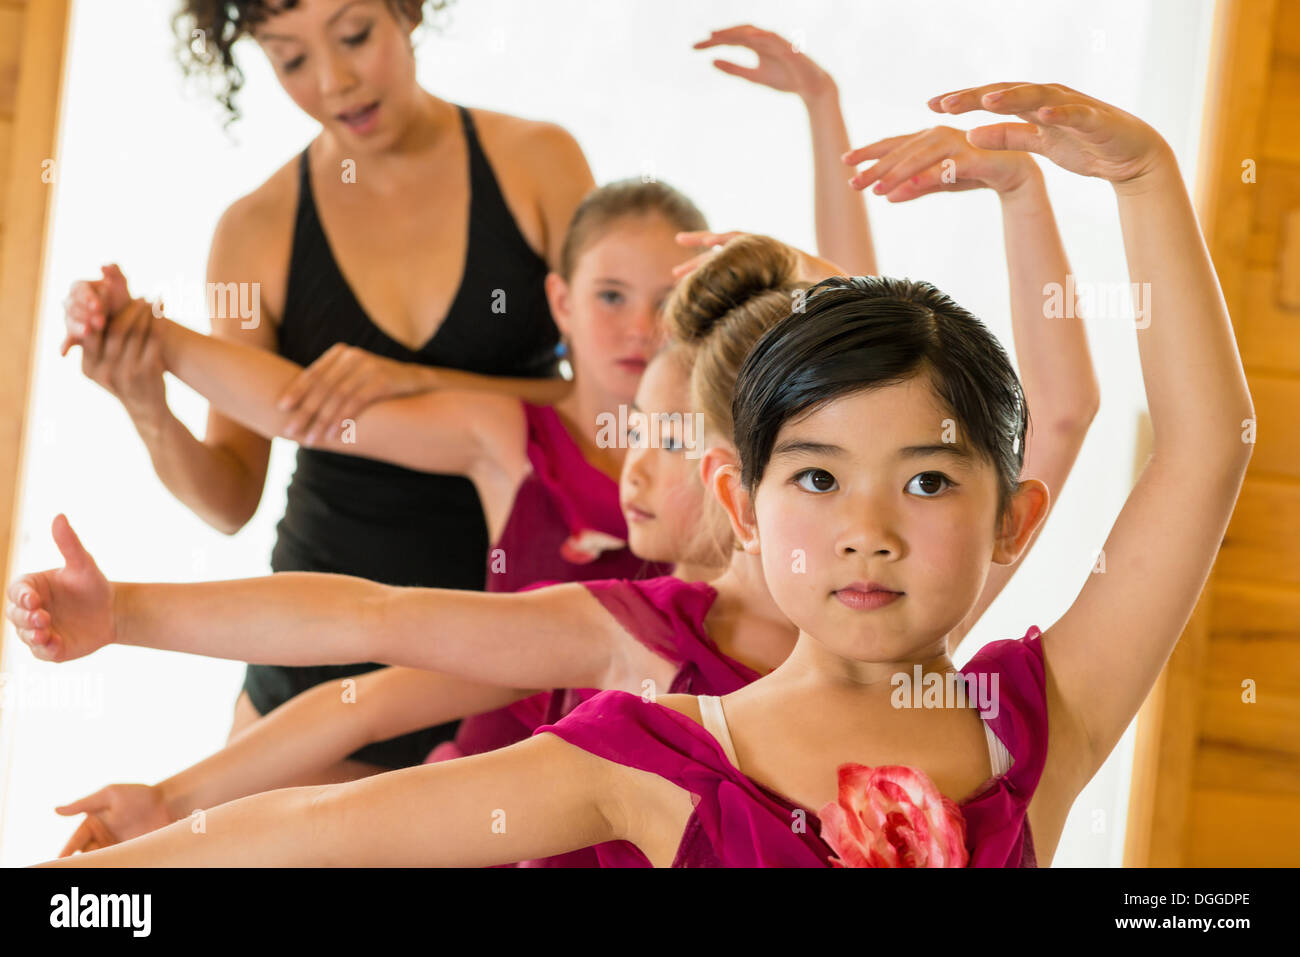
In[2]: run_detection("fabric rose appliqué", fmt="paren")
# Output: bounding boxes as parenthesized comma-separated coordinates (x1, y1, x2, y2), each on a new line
(560, 529, 627, 565)
(818, 764, 969, 867)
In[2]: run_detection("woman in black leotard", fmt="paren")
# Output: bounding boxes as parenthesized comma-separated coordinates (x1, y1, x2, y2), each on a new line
(255, 102, 565, 767)
(66, 1, 594, 774)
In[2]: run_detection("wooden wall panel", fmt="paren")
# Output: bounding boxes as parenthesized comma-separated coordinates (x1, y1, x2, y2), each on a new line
(1125, 0, 1300, 868)
(0, 0, 73, 686)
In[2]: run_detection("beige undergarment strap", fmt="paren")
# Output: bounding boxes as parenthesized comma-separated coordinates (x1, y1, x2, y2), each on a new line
(698, 695, 741, 771)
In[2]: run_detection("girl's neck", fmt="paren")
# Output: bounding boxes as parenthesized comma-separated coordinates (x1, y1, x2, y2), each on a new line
(553, 375, 628, 481)
(706, 551, 801, 674)
(761, 631, 955, 700)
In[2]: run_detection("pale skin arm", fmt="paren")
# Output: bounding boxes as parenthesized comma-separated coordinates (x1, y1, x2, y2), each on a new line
(953, 171, 1098, 647)
(7, 518, 633, 688)
(694, 24, 877, 275)
(37, 732, 624, 867)
(161, 667, 532, 819)
(844, 128, 1099, 652)
(143, 307, 524, 479)
(56, 667, 533, 854)
(937, 84, 1253, 791)
(116, 576, 621, 688)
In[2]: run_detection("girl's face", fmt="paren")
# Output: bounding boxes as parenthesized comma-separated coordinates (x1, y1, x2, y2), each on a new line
(253, 0, 421, 150)
(619, 351, 717, 566)
(743, 374, 1004, 665)
(548, 213, 693, 406)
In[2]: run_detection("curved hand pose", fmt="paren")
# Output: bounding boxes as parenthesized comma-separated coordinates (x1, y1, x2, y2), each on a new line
(694, 24, 877, 276)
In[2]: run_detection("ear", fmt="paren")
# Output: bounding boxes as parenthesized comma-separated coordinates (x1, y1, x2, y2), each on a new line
(712, 462, 760, 554)
(697, 444, 736, 494)
(991, 478, 1050, 565)
(544, 272, 572, 338)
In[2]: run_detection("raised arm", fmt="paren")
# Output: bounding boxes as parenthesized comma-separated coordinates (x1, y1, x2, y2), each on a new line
(38, 732, 623, 867)
(938, 83, 1253, 783)
(844, 125, 1099, 651)
(695, 24, 877, 275)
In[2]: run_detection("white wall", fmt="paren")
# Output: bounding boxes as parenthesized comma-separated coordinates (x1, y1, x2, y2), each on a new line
(0, 0, 1214, 866)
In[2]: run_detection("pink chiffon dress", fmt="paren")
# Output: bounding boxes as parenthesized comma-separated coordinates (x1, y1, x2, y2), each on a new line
(534, 627, 1049, 867)
(425, 402, 673, 764)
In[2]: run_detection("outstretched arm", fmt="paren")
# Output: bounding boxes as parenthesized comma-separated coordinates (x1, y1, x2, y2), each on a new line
(7, 515, 624, 689)
(38, 732, 622, 867)
(939, 83, 1252, 784)
(56, 667, 532, 855)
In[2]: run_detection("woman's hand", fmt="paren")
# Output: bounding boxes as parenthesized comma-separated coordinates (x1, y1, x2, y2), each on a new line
(54, 784, 176, 856)
(63, 263, 168, 424)
(843, 125, 1039, 202)
(927, 82, 1172, 186)
(673, 230, 845, 283)
(5, 514, 117, 663)
(694, 24, 837, 103)
(77, 297, 168, 424)
(276, 344, 436, 445)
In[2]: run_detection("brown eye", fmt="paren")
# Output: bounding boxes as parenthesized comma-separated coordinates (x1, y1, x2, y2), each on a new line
(795, 469, 837, 493)
(906, 472, 951, 496)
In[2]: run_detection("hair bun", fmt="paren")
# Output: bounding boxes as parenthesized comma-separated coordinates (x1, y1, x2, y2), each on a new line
(668, 234, 802, 344)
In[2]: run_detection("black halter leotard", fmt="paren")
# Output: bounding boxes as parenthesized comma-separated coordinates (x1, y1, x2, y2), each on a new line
(244, 104, 560, 767)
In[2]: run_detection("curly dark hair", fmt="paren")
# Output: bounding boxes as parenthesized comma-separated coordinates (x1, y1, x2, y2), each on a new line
(172, 0, 454, 125)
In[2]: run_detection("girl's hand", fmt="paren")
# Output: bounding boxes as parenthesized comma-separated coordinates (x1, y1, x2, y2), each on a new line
(843, 125, 1039, 202)
(54, 784, 176, 856)
(5, 514, 116, 663)
(60, 263, 132, 357)
(672, 230, 747, 280)
(694, 24, 836, 102)
(74, 296, 168, 423)
(928, 82, 1171, 185)
(673, 230, 845, 283)
(276, 344, 434, 445)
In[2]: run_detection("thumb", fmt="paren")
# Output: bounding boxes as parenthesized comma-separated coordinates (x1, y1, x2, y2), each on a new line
(55, 787, 111, 815)
(50, 514, 92, 570)
(100, 263, 131, 313)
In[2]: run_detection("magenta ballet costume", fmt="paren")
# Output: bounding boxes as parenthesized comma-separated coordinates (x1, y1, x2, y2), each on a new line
(486, 402, 669, 594)
(423, 405, 672, 768)
(534, 627, 1049, 867)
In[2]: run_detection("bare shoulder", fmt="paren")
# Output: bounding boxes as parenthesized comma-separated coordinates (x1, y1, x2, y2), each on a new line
(469, 108, 587, 162)
(466, 108, 594, 268)
(207, 153, 301, 329)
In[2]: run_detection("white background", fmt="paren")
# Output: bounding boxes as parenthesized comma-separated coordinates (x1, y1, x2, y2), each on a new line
(0, 0, 1215, 866)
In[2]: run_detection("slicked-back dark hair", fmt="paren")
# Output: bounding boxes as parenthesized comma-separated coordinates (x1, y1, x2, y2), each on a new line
(732, 276, 1029, 514)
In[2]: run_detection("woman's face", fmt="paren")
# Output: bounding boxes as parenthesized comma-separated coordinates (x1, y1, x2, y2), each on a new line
(619, 350, 720, 566)
(253, 0, 421, 150)
(550, 213, 694, 406)
(744, 374, 1004, 667)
